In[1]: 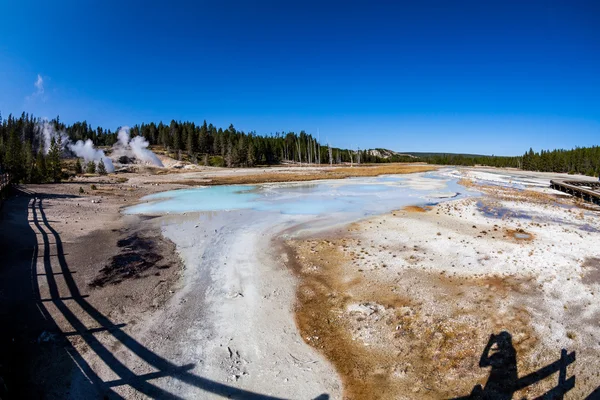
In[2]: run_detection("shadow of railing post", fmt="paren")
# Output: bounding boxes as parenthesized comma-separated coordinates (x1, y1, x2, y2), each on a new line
(26, 191, 329, 400)
(452, 332, 576, 400)
(527, 349, 575, 400)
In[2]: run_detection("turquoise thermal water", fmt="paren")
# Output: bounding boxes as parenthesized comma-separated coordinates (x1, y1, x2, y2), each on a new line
(124, 172, 477, 216)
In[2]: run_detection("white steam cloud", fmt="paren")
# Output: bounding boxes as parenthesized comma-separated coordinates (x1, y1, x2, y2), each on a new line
(36, 121, 114, 173)
(26, 74, 47, 102)
(34, 121, 162, 173)
(35, 74, 44, 95)
(69, 139, 115, 173)
(39, 121, 69, 154)
(114, 126, 163, 167)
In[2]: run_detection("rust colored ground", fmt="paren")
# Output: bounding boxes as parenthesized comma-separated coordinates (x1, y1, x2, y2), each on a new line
(402, 205, 429, 213)
(169, 164, 437, 186)
(505, 228, 535, 242)
(283, 235, 550, 399)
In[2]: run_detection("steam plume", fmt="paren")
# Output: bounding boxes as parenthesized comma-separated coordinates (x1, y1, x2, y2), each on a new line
(69, 139, 115, 173)
(38, 121, 69, 154)
(114, 127, 163, 167)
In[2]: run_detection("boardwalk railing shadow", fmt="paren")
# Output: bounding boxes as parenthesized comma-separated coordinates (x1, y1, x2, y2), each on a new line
(452, 331, 576, 400)
(12, 187, 328, 400)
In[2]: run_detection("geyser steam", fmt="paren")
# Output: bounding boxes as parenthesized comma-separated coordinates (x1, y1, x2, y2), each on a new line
(34, 121, 162, 173)
(38, 121, 69, 154)
(69, 139, 115, 173)
(115, 127, 163, 167)
(37, 120, 114, 172)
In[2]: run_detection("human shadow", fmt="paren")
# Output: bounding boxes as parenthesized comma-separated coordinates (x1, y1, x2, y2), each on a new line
(453, 331, 575, 400)
(471, 331, 518, 400)
(1, 187, 329, 400)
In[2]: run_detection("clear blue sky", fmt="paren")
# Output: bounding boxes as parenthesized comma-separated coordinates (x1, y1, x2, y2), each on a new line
(1, 0, 598, 155)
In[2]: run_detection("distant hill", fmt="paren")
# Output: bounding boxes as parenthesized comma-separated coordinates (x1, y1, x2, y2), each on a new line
(367, 148, 417, 159)
(403, 152, 492, 158)
(366, 149, 495, 160)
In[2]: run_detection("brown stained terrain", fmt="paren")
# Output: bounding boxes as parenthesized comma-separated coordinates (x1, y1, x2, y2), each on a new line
(402, 205, 429, 213)
(162, 164, 437, 186)
(285, 235, 552, 399)
(505, 228, 535, 242)
(283, 172, 600, 399)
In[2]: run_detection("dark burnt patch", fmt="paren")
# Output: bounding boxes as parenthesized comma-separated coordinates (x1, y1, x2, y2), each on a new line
(90, 233, 172, 287)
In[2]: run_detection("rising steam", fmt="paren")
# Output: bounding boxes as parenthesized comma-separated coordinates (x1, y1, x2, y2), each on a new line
(34, 121, 162, 173)
(37, 120, 113, 172)
(114, 126, 164, 167)
(69, 139, 115, 173)
(38, 121, 69, 154)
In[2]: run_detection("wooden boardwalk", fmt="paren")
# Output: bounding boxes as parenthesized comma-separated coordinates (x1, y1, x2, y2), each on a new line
(550, 179, 600, 205)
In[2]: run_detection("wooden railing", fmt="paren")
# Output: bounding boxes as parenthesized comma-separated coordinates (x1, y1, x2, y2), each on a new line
(0, 173, 10, 192)
(550, 179, 600, 205)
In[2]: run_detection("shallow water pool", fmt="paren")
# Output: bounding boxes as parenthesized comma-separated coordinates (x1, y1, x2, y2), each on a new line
(125, 171, 478, 216)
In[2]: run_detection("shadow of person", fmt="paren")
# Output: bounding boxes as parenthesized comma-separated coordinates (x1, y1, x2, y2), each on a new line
(469, 331, 518, 400)
(455, 331, 577, 400)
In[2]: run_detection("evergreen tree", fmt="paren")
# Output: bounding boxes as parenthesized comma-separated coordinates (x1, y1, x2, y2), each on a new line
(47, 136, 62, 182)
(36, 145, 47, 183)
(226, 138, 233, 167)
(198, 120, 208, 154)
(171, 120, 182, 151)
(247, 139, 256, 167)
(75, 158, 83, 174)
(186, 125, 197, 155)
(97, 159, 107, 175)
(86, 160, 96, 174)
(6, 130, 24, 181)
(22, 140, 34, 183)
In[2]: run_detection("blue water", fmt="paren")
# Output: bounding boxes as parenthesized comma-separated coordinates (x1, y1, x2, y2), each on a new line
(125, 173, 478, 216)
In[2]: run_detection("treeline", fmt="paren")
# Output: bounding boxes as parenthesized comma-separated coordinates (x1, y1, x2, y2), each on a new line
(131, 120, 328, 167)
(2, 111, 599, 184)
(522, 147, 600, 177)
(127, 121, 419, 167)
(421, 147, 600, 177)
(55, 117, 386, 167)
(0, 113, 65, 183)
(0, 112, 394, 183)
(424, 154, 522, 168)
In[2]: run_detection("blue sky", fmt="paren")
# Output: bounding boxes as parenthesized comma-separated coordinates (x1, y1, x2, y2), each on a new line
(1, 0, 598, 155)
